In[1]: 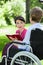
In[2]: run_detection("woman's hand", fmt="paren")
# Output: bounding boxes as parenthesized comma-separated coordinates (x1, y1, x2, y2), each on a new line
(9, 37, 18, 41)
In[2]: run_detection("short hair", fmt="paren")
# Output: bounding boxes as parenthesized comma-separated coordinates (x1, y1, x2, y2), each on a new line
(30, 7, 43, 22)
(14, 16, 25, 23)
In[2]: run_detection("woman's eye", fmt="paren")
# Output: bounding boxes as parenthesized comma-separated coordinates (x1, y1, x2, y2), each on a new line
(16, 22, 23, 24)
(21, 22, 23, 24)
(16, 22, 19, 24)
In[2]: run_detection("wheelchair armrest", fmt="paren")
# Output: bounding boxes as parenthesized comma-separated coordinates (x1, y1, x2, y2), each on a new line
(11, 40, 28, 45)
(12, 41, 33, 52)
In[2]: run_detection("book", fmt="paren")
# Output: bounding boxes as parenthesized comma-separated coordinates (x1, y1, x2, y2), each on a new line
(6, 34, 23, 41)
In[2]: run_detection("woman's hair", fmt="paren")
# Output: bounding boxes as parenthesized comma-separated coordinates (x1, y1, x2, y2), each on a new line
(30, 6, 43, 22)
(14, 16, 25, 23)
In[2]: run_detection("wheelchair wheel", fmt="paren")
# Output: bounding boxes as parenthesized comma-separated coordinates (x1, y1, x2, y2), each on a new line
(10, 51, 41, 65)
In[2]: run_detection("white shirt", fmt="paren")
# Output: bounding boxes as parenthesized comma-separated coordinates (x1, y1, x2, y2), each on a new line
(23, 23, 43, 44)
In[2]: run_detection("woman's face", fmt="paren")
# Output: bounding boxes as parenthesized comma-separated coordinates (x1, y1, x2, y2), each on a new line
(16, 20, 25, 29)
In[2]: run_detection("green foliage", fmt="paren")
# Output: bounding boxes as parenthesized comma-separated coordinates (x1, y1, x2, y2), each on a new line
(0, 0, 25, 26)
(0, 35, 10, 51)
(30, 0, 43, 8)
(11, 1, 24, 17)
(0, 0, 43, 25)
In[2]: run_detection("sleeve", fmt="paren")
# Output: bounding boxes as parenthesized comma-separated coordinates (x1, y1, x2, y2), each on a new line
(22, 27, 32, 45)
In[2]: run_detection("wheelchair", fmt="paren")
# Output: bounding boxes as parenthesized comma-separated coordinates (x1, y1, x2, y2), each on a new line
(0, 28, 43, 65)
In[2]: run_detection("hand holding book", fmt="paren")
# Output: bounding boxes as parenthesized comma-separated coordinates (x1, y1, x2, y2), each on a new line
(9, 36, 18, 41)
(6, 34, 23, 41)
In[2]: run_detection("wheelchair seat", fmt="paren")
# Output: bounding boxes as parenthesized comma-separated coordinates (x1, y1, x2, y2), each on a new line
(30, 28, 43, 60)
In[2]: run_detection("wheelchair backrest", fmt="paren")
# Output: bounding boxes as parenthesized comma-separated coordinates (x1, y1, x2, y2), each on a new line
(30, 28, 43, 60)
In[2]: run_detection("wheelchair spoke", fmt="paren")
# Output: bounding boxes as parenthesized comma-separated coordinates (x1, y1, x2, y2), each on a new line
(15, 59, 28, 63)
(11, 51, 41, 65)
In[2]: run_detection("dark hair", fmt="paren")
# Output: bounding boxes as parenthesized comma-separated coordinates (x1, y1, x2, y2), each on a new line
(14, 16, 25, 23)
(30, 7, 43, 22)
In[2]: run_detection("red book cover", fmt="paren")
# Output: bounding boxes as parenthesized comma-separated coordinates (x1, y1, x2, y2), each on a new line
(6, 34, 23, 41)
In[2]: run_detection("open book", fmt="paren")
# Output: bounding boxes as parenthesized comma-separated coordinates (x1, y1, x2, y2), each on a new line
(6, 34, 23, 41)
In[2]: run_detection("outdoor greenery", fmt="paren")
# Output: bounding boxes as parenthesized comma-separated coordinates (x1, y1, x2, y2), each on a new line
(0, 0, 43, 26)
(0, 0, 25, 26)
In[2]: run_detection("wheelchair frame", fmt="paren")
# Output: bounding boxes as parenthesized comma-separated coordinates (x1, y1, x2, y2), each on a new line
(0, 41, 42, 65)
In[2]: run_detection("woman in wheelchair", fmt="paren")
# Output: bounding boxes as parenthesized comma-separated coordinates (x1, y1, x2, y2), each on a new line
(1, 6, 43, 65)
